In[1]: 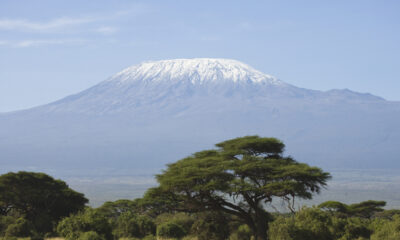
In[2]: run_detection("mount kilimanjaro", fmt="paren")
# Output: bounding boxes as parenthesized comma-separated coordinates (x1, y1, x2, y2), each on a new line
(1, 58, 399, 174)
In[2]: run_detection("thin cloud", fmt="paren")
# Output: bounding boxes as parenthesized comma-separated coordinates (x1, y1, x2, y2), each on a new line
(95, 26, 118, 35)
(0, 17, 96, 32)
(0, 39, 89, 48)
(0, 3, 151, 33)
(200, 35, 221, 42)
(237, 22, 254, 31)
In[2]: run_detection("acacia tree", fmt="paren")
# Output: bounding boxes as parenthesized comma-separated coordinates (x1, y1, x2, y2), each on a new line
(154, 136, 331, 240)
(319, 200, 386, 218)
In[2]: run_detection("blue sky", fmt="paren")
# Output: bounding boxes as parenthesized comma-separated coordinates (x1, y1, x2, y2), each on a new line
(1, 0, 399, 112)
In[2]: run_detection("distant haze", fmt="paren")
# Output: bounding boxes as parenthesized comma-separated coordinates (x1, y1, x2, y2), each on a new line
(1, 58, 399, 176)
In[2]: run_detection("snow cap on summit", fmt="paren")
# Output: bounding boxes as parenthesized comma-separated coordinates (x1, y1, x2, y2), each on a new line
(108, 58, 284, 86)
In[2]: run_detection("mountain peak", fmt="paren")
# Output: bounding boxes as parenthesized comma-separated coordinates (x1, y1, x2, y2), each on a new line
(107, 58, 284, 86)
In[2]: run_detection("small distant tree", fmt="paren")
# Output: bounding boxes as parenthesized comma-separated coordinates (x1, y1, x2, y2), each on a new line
(0, 171, 88, 234)
(153, 136, 331, 240)
(319, 200, 386, 218)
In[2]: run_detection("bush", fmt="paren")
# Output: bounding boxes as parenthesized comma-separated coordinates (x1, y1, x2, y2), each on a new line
(142, 235, 156, 240)
(4, 218, 34, 238)
(113, 212, 156, 238)
(268, 215, 293, 240)
(338, 218, 370, 240)
(78, 231, 106, 240)
(156, 213, 194, 234)
(292, 207, 335, 240)
(190, 212, 230, 240)
(31, 234, 44, 240)
(2, 236, 18, 240)
(229, 224, 252, 240)
(157, 222, 186, 239)
(56, 208, 112, 240)
(0, 216, 16, 236)
(370, 214, 400, 240)
(268, 208, 375, 240)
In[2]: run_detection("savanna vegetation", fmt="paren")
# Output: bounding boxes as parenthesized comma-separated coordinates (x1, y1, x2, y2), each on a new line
(1, 136, 399, 240)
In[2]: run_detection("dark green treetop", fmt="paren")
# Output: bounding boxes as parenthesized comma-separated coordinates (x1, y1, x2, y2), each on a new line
(0, 171, 88, 234)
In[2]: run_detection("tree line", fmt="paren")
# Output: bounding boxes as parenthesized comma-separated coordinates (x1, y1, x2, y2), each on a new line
(0, 136, 399, 240)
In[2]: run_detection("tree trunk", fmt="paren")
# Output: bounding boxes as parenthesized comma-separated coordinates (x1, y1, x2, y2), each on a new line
(250, 210, 270, 240)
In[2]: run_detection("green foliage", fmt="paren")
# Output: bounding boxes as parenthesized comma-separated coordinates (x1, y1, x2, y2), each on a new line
(292, 207, 336, 240)
(156, 213, 194, 234)
(4, 218, 33, 238)
(78, 231, 106, 240)
(142, 235, 157, 240)
(113, 212, 156, 238)
(0, 171, 88, 234)
(154, 136, 331, 240)
(140, 187, 186, 217)
(268, 215, 293, 240)
(56, 208, 112, 240)
(268, 207, 375, 240)
(374, 209, 400, 219)
(370, 214, 400, 240)
(318, 200, 386, 219)
(348, 200, 386, 218)
(0, 216, 15, 236)
(157, 222, 186, 239)
(2, 236, 18, 240)
(190, 211, 230, 240)
(318, 201, 348, 214)
(215, 135, 285, 156)
(97, 199, 138, 221)
(337, 217, 371, 240)
(229, 224, 253, 240)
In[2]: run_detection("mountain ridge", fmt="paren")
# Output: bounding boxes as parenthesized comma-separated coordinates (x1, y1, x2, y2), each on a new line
(0, 58, 387, 115)
(0, 58, 399, 173)
(38, 58, 386, 115)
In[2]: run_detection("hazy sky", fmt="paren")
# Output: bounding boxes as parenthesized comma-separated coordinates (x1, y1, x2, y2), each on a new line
(1, 0, 399, 112)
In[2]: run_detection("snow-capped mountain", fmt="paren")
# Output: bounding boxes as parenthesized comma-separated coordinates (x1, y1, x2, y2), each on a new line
(42, 58, 381, 114)
(0, 58, 399, 174)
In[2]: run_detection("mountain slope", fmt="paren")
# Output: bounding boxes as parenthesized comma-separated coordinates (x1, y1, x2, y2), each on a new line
(0, 58, 399, 174)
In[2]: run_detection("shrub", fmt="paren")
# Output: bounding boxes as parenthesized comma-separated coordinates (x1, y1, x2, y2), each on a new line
(113, 212, 156, 238)
(2, 236, 18, 240)
(268, 208, 374, 240)
(156, 213, 194, 234)
(229, 224, 252, 240)
(338, 218, 371, 240)
(142, 235, 156, 240)
(157, 222, 186, 239)
(4, 218, 34, 238)
(268, 215, 293, 240)
(370, 214, 400, 240)
(268, 208, 336, 240)
(56, 208, 112, 240)
(190, 212, 230, 240)
(78, 231, 106, 240)
(0, 216, 16, 236)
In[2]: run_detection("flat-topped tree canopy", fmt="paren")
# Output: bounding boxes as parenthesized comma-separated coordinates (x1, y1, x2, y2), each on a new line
(153, 136, 331, 240)
(216, 135, 285, 157)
